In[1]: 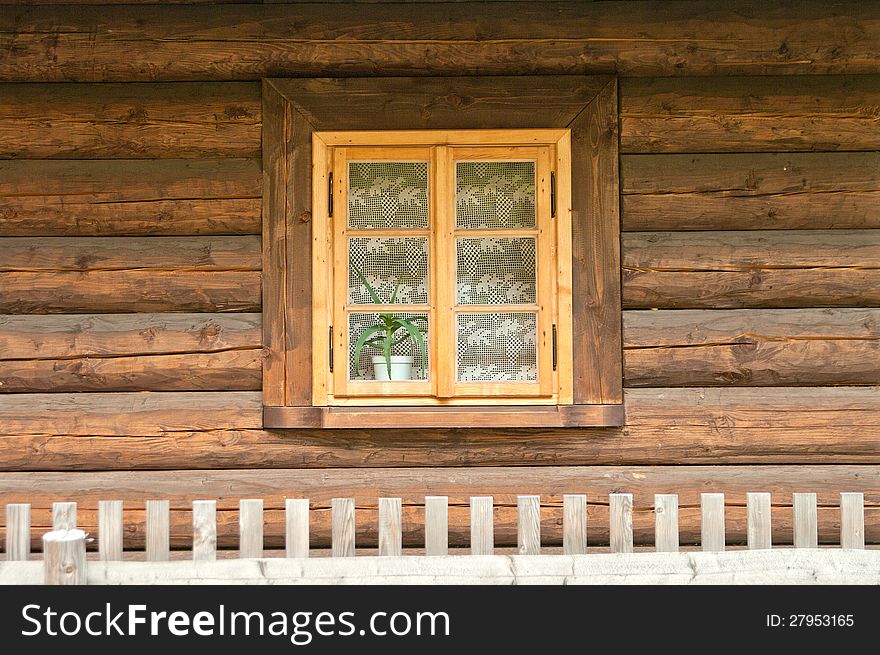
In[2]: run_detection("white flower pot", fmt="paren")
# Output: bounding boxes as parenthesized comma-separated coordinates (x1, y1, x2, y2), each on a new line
(372, 355, 414, 381)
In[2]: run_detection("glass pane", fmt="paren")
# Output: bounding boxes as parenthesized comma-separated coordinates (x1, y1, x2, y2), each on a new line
(456, 237, 536, 305)
(456, 313, 537, 382)
(348, 162, 429, 229)
(348, 312, 429, 381)
(348, 237, 429, 305)
(456, 161, 536, 230)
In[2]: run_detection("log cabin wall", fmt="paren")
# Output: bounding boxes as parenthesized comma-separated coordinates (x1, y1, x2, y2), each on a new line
(0, 1, 878, 549)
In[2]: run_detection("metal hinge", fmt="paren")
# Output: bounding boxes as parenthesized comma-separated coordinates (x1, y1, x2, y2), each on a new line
(329, 325, 334, 372)
(550, 171, 557, 219)
(552, 324, 558, 371)
(328, 172, 334, 217)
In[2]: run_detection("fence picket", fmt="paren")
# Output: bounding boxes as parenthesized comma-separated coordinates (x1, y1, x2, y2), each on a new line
(700, 493, 725, 552)
(840, 493, 865, 550)
(654, 494, 679, 553)
(192, 500, 217, 562)
(517, 495, 541, 555)
(747, 492, 772, 550)
(610, 494, 633, 554)
(425, 496, 448, 556)
(793, 493, 818, 549)
(286, 499, 310, 558)
(146, 500, 170, 561)
(52, 502, 76, 530)
(98, 500, 123, 561)
(332, 498, 356, 557)
(379, 497, 403, 556)
(470, 496, 493, 555)
(5, 504, 30, 561)
(43, 529, 87, 585)
(563, 494, 587, 555)
(239, 499, 264, 558)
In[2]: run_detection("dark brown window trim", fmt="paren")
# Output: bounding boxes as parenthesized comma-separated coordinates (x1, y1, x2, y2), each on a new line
(261, 75, 623, 428)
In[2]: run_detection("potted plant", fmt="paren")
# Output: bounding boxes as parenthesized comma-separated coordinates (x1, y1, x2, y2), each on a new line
(351, 267, 427, 381)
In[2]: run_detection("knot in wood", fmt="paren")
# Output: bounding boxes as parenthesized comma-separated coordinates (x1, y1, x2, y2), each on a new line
(298, 211, 312, 224)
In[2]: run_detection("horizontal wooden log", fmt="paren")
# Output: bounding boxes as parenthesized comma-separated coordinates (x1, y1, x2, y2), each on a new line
(0, 313, 261, 359)
(621, 152, 880, 231)
(1, 464, 878, 548)
(0, 236, 261, 272)
(624, 309, 880, 386)
(0, 2, 876, 81)
(621, 75, 880, 153)
(623, 231, 880, 308)
(0, 387, 878, 467)
(0, 349, 262, 393)
(0, 159, 261, 236)
(0, 270, 261, 313)
(0, 82, 260, 159)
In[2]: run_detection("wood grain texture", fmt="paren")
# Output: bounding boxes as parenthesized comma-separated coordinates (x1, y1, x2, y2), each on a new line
(1, 2, 877, 81)
(609, 493, 633, 553)
(424, 496, 448, 556)
(563, 495, 587, 555)
(42, 529, 86, 585)
(0, 159, 261, 237)
(98, 500, 123, 561)
(2, 387, 880, 467)
(747, 492, 772, 550)
(517, 495, 541, 555)
(0, 82, 260, 159)
(624, 308, 880, 387)
(239, 499, 264, 558)
(3, 465, 880, 549)
(840, 493, 865, 550)
(793, 492, 818, 548)
(378, 497, 402, 557)
(146, 499, 170, 561)
(654, 494, 679, 553)
(701, 493, 725, 552)
(285, 499, 310, 558)
(52, 501, 76, 530)
(331, 497, 355, 557)
(621, 75, 880, 153)
(5, 504, 30, 561)
(621, 152, 880, 231)
(571, 79, 622, 404)
(0, 270, 261, 314)
(470, 496, 493, 555)
(192, 500, 217, 561)
(623, 231, 880, 309)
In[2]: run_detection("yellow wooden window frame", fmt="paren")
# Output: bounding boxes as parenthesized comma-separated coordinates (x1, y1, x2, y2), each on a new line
(312, 130, 574, 407)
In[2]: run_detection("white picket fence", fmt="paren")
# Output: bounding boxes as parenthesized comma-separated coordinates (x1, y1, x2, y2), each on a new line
(1, 492, 876, 585)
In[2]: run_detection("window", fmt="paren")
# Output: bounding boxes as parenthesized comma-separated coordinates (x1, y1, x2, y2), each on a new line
(262, 76, 623, 428)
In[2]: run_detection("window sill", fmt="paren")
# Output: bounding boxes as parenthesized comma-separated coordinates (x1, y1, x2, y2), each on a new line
(263, 404, 624, 429)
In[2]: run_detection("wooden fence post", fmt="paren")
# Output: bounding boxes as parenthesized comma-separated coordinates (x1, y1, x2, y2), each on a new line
(700, 493, 725, 552)
(609, 493, 633, 554)
(192, 500, 217, 562)
(425, 496, 448, 556)
(146, 500, 170, 561)
(5, 504, 30, 561)
(470, 496, 493, 555)
(239, 499, 264, 558)
(563, 494, 587, 555)
(98, 500, 123, 561)
(43, 529, 87, 585)
(747, 492, 772, 550)
(285, 499, 310, 558)
(52, 502, 76, 530)
(517, 495, 541, 555)
(793, 493, 818, 548)
(654, 494, 679, 553)
(840, 493, 865, 550)
(379, 497, 402, 556)
(332, 498, 355, 557)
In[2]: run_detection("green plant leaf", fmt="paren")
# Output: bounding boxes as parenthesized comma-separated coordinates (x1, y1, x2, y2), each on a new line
(389, 280, 403, 304)
(351, 324, 386, 374)
(395, 317, 427, 378)
(352, 265, 383, 304)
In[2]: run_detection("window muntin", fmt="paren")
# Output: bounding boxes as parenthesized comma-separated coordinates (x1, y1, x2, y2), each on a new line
(317, 135, 569, 406)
